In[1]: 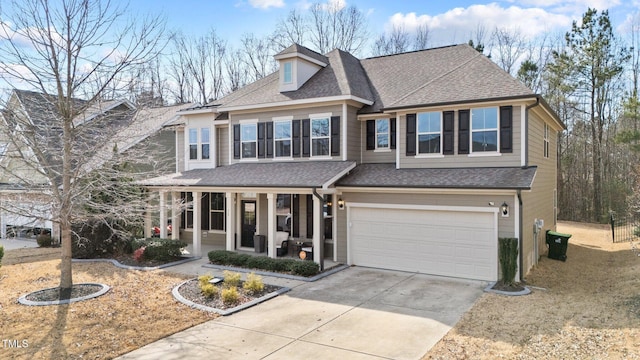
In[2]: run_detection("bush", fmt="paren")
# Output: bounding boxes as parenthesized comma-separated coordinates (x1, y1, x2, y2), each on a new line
(131, 238, 186, 262)
(498, 237, 518, 286)
(223, 270, 242, 288)
(200, 283, 219, 299)
(208, 250, 234, 264)
(221, 286, 240, 306)
(133, 247, 146, 262)
(71, 220, 131, 258)
(198, 274, 213, 287)
(291, 261, 320, 277)
(0, 245, 3, 269)
(36, 234, 52, 247)
(243, 272, 264, 295)
(206, 250, 320, 277)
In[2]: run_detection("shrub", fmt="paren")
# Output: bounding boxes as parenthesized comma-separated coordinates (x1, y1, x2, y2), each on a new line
(244, 256, 272, 270)
(200, 283, 219, 299)
(223, 270, 242, 288)
(291, 261, 319, 277)
(36, 234, 52, 247)
(206, 250, 321, 277)
(0, 245, 3, 269)
(498, 237, 518, 286)
(243, 272, 264, 295)
(133, 247, 146, 262)
(71, 219, 130, 258)
(131, 238, 186, 262)
(198, 274, 213, 287)
(208, 250, 234, 264)
(221, 286, 240, 306)
(270, 258, 297, 272)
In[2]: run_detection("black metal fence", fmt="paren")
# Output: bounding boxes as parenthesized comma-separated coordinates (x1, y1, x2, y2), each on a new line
(610, 212, 640, 243)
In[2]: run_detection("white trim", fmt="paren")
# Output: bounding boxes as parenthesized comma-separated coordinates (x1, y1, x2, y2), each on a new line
(239, 119, 259, 124)
(309, 112, 332, 119)
(342, 103, 347, 161)
(218, 95, 374, 112)
(228, 113, 232, 166)
(395, 117, 400, 169)
(338, 187, 518, 196)
(214, 120, 229, 125)
(178, 108, 216, 115)
(414, 154, 445, 159)
(274, 52, 328, 67)
(521, 104, 526, 166)
(374, 149, 392, 153)
(322, 162, 357, 190)
(272, 115, 293, 121)
(467, 152, 502, 157)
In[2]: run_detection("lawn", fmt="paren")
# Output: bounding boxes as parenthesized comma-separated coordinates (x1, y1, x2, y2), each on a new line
(425, 221, 640, 359)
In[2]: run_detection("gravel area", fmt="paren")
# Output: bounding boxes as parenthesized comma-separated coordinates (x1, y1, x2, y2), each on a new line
(176, 278, 282, 310)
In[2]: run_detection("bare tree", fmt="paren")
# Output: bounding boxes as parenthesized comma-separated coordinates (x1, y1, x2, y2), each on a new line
(371, 25, 410, 56)
(414, 23, 430, 51)
(309, 2, 368, 54)
(0, 0, 166, 296)
(167, 32, 194, 104)
(272, 9, 306, 51)
(492, 27, 526, 75)
(226, 48, 248, 93)
(241, 33, 277, 82)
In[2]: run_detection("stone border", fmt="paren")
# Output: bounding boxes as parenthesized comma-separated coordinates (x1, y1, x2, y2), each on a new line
(202, 263, 350, 282)
(172, 279, 290, 316)
(72, 256, 201, 271)
(484, 282, 531, 296)
(18, 283, 110, 306)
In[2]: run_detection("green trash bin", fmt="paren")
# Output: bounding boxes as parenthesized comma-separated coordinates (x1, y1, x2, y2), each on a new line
(546, 230, 572, 261)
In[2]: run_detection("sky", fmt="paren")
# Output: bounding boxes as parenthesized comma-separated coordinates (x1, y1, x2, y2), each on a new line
(122, 0, 640, 51)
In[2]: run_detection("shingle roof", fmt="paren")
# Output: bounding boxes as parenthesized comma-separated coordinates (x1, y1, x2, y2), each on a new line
(138, 161, 356, 188)
(336, 163, 537, 190)
(276, 43, 328, 65)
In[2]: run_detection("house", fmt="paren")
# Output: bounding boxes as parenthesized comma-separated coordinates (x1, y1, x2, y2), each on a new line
(140, 43, 564, 282)
(0, 89, 191, 239)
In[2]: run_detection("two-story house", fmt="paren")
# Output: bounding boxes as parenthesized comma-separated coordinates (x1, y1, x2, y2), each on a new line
(141, 43, 564, 282)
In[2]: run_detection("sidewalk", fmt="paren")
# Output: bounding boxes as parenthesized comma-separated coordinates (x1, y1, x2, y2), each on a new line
(0, 237, 39, 250)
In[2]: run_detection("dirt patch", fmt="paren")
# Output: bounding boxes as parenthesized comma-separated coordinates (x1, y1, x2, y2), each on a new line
(425, 221, 640, 359)
(0, 250, 216, 359)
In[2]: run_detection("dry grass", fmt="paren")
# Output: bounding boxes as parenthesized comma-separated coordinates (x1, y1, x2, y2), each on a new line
(0, 248, 216, 359)
(425, 221, 640, 359)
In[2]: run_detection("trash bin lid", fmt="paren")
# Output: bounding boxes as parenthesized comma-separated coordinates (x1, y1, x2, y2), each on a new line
(547, 230, 572, 238)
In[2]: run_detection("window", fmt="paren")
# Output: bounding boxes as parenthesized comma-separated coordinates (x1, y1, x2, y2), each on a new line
(189, 129, 198, 160)
(376, 119, 389, 149)
(201, 128, 210, 160)
(417, 112, 441, 154)
(276, 194, 292, 233)
(183, 192, 194, 228)
(471, 107, 498, 152)
(283, 62, 292, 84)
(311, 117, 330, 156)
(274, 121, 291, 157)
(544, 123, 550, 158)
(241, 123, 257, 158)
(210, 193, 225, 231)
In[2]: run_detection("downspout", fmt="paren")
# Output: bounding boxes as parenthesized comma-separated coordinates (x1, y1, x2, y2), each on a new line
(518, 190, 524, 282)
(312, 188, 325, 271)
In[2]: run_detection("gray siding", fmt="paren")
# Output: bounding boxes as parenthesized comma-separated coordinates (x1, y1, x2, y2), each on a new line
(218, 125, 229, 166)
(176, 128, 185, 172)
(398, 106, 522, 168)
(360, 119, 396, 164)
(345, 105, 361, 162)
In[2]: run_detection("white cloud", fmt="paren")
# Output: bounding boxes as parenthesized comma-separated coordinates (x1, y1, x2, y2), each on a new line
(387, 4, 572, 45)
(248, 0, 285, 9)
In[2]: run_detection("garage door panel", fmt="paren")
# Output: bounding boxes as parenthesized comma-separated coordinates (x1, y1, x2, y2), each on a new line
(350, 207, 497, 281)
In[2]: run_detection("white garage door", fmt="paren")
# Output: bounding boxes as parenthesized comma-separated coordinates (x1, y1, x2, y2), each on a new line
(349, 206, 497, 281)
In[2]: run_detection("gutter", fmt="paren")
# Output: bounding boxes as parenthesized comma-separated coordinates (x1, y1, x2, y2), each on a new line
(312, 188, 326, 271)
(518, 189, 524, 282)
(524, 97, 540, 167)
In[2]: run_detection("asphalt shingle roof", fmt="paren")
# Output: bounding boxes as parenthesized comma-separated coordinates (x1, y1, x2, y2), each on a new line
(276, 43, 328, 64)
(138, 161, 357, 188)
(336, 163, 537, 190)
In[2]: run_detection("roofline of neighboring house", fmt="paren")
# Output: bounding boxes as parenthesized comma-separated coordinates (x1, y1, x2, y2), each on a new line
(217, 95, 374, 113)
(73, 98, 136, 127)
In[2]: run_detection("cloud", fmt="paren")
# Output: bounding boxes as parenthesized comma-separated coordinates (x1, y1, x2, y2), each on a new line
(248, 0, 285, 9)
(387, 4, 572, 45)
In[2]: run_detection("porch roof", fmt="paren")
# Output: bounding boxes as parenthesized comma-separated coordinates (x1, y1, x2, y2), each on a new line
(336, 163, 537, 190)
(138, 161, 356, 189)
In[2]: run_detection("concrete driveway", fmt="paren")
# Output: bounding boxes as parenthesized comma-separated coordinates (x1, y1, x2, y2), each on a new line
(118, 267, 485, 360)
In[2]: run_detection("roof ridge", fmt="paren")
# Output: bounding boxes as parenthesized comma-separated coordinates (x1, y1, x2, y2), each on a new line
(386, 47, 482, 108)
(363, 43, 463, 60)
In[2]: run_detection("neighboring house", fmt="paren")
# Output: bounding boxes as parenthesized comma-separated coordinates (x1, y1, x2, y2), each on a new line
(0, 89, 191, 239)
(140, 43, 564, 282)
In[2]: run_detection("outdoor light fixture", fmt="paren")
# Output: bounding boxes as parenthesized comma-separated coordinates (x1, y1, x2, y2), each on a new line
(327, 199, 332, 207)
(501, 202, 509, 217)
(337, 198, 345, 210)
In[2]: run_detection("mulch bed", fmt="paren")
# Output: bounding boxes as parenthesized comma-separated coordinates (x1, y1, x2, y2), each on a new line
(490, 282, 526, 292)
(24, 283, 103, 301)
(176, 278, 281, 310)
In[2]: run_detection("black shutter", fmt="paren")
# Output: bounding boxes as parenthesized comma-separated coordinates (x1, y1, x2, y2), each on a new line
(458, 110, 470, 154)
(292, 120, 301, 157)
(500, 106, 513, 153)
(443, 111, 454, 155)
(366, 120, 375, 150)
(331, 116, 340, 156)
(306, 194, 313, 238)
(302, 119, 310, 157)
(390, 118, 396, 149)
(257, 122, 265, 158)
(266, 121, 274, 158)
(201, 193, 210, 230)
(406, 114, 416, 156)
(233, 124, 240, 159)
(292, 194, 300, 238)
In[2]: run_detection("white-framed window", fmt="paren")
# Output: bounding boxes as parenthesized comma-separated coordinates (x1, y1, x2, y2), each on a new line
(241, 123, 257, 158)
(274, 120, 292, 157)
(201, 128, 210, 160)
(544, 123, 550, 158)
(283, 61, 293, 84)
(210, 192, 225, 231)
(311, 117, 330, 156)
(471, 107, 498, 152)
(188, 128, 198, 160)
(376, 119, 389, 149)
(184, 192, 194, 228)
(417, 112, 441, 154)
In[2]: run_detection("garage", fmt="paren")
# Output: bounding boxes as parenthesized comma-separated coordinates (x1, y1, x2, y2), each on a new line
(348, 205, 498, 281)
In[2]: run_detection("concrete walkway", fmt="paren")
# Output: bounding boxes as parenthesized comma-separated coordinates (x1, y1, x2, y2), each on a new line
(0, 237, 38, 250)
(118, 266, 485, 360)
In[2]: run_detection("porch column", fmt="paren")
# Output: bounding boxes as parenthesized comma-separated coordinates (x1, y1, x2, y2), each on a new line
(267, 193, 277, 258)
(192, 191, 201, 257)
(143, 193, 152, 238)
(159, 191, 168, 239)
(225, 192, 235, 251)
(312, 194, 322, 265)
(212, 125, 217, 168)
(171, 192, 179, 240)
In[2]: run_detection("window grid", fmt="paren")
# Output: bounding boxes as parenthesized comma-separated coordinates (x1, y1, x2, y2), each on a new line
(376, 119, 389, 149)
(311, 118, 330, 156)
(274, 120, 292, 157)
(543, 123, 550, 158)
(201, 128, 210, 160)
(241, 123, 257, 158)
(210, 193, 225, 231)
(417, 112, 441, 154)
(188, 128, 198, 160)
(283, 62, 292, 84)
(471, 108, 498, 153)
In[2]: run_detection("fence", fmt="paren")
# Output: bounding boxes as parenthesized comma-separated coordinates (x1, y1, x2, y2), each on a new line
(610, 212, 640, 243)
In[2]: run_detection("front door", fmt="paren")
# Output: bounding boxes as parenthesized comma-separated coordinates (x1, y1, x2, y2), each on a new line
(241, 200, 257, 247)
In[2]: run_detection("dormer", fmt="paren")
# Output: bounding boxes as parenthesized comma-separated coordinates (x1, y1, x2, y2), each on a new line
(275, 44, 328, 92)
